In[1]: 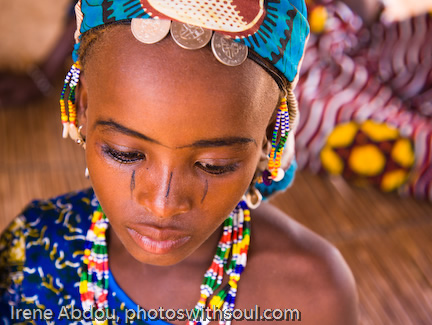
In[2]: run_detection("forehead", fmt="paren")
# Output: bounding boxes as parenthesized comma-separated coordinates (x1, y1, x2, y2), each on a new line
(83, 25, 279, 143)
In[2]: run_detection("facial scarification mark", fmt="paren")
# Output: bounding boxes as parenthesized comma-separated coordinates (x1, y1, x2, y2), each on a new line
(201, 179, 208, 204)
(130, 170, 136, 197)
(165, 172, 173, 198)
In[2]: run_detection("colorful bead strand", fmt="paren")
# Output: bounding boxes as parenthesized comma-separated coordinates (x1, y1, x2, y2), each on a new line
(60, 62, 81, 140)
(80, 205, 109, 325)
(260, 97, 290, 185)
(189, 200, 251, 325)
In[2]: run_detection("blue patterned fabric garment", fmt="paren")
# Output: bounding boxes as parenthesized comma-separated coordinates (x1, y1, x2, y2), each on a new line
(73, 0, 310, 83)
(0, 189, 171, 325)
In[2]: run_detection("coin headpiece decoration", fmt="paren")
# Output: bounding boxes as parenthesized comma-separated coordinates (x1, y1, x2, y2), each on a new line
(72, 0, 309, 84)
(131, 19, 249, 66)
(170, 21, 213, 50)
(211, 32, 249, 66)
(130, 18, 171, 44)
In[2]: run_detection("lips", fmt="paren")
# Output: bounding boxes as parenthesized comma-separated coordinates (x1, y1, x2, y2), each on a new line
(127, 224, 191, 255)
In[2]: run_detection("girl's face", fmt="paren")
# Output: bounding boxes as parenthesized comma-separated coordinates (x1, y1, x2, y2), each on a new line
(78, 26, 279, 266)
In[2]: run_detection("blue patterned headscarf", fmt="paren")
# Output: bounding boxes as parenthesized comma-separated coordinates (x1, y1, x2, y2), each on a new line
(73, 0, 310, 84)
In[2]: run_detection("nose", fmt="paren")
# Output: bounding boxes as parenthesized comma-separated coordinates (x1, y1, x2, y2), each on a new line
(135, 166, 192, 219)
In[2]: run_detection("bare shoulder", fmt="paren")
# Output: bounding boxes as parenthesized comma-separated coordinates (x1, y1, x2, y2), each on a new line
(236, 202, 358, 325)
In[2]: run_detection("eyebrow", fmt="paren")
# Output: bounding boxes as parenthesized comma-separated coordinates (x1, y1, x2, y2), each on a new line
(177, 138, 256, 149)
(95, 119, 162, 145)
(94, 119, 257, 148)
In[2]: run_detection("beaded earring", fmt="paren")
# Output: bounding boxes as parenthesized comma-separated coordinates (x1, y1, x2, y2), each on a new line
(60, 62, 81, 141)
(260, 96, 290, 186)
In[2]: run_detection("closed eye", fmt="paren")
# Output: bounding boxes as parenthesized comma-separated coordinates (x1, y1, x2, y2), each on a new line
(102, 146, 145, 164)
(195, 162, 239, 175)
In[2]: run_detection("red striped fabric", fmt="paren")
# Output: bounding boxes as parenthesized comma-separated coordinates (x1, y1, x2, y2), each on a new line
(296, 1, 432, 200)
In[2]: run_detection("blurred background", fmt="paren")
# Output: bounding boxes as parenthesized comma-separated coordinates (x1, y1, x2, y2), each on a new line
(0, 0, 431, 324)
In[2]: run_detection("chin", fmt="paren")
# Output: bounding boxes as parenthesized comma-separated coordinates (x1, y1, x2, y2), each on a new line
(130, 245, 196, 267)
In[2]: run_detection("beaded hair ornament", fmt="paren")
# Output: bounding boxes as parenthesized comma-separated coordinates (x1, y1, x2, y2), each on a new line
(60, 62, 81, 141)
(60, 1, 309, 324)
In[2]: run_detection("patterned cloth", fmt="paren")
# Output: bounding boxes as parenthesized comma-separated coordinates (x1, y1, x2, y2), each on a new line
(0, 189, 170, 324)
(72, 0, 310, 83)
(295, 0, 432, 200)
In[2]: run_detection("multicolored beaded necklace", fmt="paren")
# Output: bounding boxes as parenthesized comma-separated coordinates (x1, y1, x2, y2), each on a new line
(80, 200, 251, 325)
(80, 205, 109, 311)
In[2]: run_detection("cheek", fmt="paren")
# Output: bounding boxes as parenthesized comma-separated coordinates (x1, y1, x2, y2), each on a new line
(198, 163, 257, 217)
(85, 143, 134, 213)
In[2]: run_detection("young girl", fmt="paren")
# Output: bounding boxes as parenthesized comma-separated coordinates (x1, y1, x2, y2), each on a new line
(0, 1, 357, 324)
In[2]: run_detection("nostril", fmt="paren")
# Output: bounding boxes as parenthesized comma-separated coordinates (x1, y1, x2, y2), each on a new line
(144, 197, 191, 219)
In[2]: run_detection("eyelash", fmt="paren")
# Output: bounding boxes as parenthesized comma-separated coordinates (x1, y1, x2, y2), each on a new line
(196, 162, 239, 175)
(102, 146, 145, 164)
(102, 146, 238, 175)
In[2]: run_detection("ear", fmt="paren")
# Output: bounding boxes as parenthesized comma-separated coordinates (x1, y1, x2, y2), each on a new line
(256, 112, 276, 172)
(76, 73, 88, 137)
(265, 109, 277, 149)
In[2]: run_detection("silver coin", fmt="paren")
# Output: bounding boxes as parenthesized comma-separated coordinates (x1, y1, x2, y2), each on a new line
(211, 33, 248, 67)
(170, 21, 212, 50)
(131, 18, 171, 44)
